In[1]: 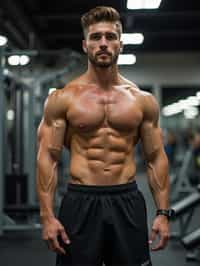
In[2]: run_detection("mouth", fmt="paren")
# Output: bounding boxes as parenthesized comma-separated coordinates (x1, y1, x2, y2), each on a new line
(97, 52, 111, 56)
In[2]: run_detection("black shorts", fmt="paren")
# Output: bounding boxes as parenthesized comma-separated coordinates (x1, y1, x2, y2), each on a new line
(56, 180, 152, 266)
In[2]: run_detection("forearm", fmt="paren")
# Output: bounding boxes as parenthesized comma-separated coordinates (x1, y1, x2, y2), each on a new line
(36, 154, 58, 223)
(146, 152, 170, 209)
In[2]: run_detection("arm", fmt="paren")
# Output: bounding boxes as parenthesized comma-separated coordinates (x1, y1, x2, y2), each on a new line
(140, 94, 170, 251)
(36, 90, 70, 254)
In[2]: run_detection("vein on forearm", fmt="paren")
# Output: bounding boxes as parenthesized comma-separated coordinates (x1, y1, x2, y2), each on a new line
(142, 127, 169, 208)
(147, 161, 168, 191)
(37, 159, 58, 194)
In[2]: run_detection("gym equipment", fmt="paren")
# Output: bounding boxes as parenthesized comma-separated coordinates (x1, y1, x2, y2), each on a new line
(2, 204, 42, 232)
(0, 47, 80, 236)
(170, 149, 196, 202)
(181, 228, 200, 262)
(182, 227, 200, 249)
(0, 59, 41, 235)
(0, 45, 6, 236)
(170, 187, 200, 239)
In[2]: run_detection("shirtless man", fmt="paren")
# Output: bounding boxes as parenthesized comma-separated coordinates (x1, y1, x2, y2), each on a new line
(36, 6, 172, 266)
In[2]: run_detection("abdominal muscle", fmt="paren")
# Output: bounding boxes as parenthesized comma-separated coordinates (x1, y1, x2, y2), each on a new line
(67, 132, 137, 185)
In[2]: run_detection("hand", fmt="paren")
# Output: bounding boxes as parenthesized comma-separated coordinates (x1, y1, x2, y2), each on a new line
(42, 216, 71, 255)
(149, 215, 170, 251)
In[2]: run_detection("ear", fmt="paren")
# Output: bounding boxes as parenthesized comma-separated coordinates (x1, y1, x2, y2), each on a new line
(120, 41, 123, 53)
(82, 39, 87, 53)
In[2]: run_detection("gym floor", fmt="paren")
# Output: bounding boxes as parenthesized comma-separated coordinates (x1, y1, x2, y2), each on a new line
(0, 173, 199, 266)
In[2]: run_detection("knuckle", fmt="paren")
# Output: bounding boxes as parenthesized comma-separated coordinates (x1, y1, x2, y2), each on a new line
(59, 227, 65, 232)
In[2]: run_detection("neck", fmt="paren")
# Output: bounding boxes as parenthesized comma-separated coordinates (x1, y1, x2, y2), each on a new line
(86, 61, 121, 89)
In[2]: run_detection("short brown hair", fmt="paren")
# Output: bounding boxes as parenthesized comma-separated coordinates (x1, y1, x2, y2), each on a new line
(81, 6, 123, 38)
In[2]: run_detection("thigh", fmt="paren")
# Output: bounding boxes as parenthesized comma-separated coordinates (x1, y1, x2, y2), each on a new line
(104, 190, 152, 266)
(56, 193, 103, 266)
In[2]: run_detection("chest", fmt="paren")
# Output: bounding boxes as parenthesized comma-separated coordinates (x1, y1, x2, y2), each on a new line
(67, 89, 143, 132)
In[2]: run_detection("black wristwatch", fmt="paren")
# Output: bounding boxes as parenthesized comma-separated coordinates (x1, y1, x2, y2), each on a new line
(156, 209, 175, 220)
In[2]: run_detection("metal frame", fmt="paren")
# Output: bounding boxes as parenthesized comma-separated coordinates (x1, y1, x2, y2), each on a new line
(170, 149, 196, 202)
(0, 47, 80, 236)
(171, 207, 199, 240)
(0, 47, 5, 235)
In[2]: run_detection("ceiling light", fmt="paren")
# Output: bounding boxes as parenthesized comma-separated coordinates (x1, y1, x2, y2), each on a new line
(184, 107, 199, 119)
(162, 103, 182, 117)
(8, 55, 31, 66)
(118, 54, 136, 65)
(8, 55, 20, 66)
(121, 33, 144, 45)
(0, 35, 8, 46)
(20, 55, 30, 65)
(127, 0, 162, 9)
(7, 110, 15, 121)
(186, 96, 199, 106)
(178, 97, 200, 108)
(196, 91, 200, 100)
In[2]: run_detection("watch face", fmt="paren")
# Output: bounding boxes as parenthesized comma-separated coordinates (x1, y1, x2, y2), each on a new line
(169, 209, 176, 218)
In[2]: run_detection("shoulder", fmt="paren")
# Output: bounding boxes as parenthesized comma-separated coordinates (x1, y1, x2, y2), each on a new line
(45, 78, 83, 109)
(138, 91, 159, 123)
(128, 86, 159, 122)
(120, 78, 158, 110)
(43, 83, 77, 123)
(119, 76, 160, 123)
(43, 90, 65, 124)
(137, 90, 159, 108)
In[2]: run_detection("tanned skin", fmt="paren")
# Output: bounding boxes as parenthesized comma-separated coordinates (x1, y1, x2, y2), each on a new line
(36, 21, 170, 255)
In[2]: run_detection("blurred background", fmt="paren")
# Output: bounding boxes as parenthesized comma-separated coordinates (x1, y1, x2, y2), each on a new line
(0, 1, 200, 265)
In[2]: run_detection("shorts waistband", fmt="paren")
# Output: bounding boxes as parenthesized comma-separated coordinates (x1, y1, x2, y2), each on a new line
(67, 180, 138, 194)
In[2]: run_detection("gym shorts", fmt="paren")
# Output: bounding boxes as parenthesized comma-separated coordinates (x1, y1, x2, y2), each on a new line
(56, 180, 152, 266)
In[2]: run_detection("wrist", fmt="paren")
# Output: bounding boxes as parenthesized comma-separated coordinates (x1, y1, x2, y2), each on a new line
(40, 213, 56, 223)
(156, 209, 175, 220)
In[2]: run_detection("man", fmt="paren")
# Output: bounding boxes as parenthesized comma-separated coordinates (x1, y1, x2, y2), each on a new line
(36, 6, 171, 266)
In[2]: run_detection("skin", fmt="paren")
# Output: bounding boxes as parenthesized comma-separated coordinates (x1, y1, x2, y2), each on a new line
(36, 21, 170, 255)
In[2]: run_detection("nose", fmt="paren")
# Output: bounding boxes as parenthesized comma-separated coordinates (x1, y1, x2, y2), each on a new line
(99, 36, 108, 49)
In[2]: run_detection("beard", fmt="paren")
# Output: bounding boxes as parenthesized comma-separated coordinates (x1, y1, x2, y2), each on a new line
(87, 49, 120, 68)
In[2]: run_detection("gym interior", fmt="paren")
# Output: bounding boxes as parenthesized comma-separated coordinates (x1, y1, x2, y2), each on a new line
(0, 1, 200, 265)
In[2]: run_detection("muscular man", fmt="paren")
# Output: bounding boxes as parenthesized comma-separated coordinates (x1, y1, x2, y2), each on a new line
(36, 6, 171, 266)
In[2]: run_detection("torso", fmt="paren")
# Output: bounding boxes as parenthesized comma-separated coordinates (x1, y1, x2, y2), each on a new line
(62, 79, 146, 185)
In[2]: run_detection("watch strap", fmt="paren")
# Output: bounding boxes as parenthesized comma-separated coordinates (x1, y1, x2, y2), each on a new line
(156, 209, 175, 219)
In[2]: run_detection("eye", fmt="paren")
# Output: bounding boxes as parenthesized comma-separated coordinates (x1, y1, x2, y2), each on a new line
(90, 33, 101, 40)
(106, 33, 118, 40)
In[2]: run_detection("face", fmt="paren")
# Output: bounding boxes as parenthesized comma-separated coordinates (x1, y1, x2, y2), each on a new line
(82, 22, 123, 68)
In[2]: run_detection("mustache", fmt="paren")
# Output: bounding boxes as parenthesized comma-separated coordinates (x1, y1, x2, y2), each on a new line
(96, 51, 112, 56)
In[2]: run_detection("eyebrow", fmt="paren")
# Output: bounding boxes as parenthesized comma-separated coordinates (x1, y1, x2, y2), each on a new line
(89, 31, 118, 36)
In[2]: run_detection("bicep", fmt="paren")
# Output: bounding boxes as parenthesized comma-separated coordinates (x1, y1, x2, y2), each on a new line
(140, 93, 165, 160)
(37, 91, 67, 160)
(37, 118, 67, 162)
